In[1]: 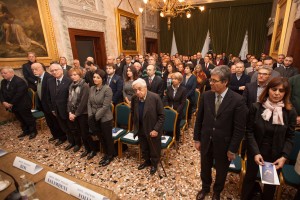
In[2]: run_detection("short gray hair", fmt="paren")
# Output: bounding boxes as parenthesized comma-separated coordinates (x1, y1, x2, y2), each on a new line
(50, 63, 63, 70)
(0, 67, 14, 73)
(236, 61, 245, 68)
(258, 65, 272, 74)
(132, 78, 147, 88)
(210, 65, 231, 83)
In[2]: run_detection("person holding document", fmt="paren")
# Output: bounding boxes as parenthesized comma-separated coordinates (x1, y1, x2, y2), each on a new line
(241, 77, 297, 200)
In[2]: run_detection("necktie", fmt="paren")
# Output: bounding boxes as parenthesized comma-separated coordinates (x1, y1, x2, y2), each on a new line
(215, 94, 222, 114)
(107, 76, 111, 85)
(37, 78, 42, 99)
(149, 78, 152, 85)
(206, 63, 208, 70)
(57, 79, 61, 87)
(6, 81, 10, 89)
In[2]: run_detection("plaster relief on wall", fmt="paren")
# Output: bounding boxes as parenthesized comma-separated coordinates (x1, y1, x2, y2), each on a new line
(66, 15, 105, 32)
(145, 31, 158, 39)
(145, 11, 158, 29)
(294, 0, 300, 20)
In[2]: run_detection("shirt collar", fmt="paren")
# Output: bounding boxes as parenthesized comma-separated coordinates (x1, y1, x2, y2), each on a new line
(57, 75, 63, 82)
(139, 91, 148, 102)
(215, 87, 228, 99)
(40, 72, 45, 80)
(149, 75, 155, 80)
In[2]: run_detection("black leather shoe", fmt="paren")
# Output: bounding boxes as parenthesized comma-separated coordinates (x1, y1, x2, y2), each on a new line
(65, 144, 75, 151)
(101, 157, 113, 167)
(150, 166, 157, 175)
(87, 151, 97, 160)
(29, 133, 37, 140)
(48, 137, 57, 142)
(73, 145, 81, 153)
(80, 151, 89, 158)
(17, 133, 28, 138)
(99, 155, 108, 165)
(196, 190, 208, 200)
(55, 139, 66, 146)
(138, 161, 151, 170)
(212, 193, 220, 200)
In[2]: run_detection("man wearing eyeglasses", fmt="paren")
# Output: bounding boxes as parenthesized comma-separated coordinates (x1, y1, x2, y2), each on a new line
(243, 66, 272, 108)
(250, 56, 280, 83)
(194, 65, 247, 200)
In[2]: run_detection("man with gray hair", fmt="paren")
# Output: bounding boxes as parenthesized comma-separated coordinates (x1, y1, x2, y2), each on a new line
(251, 56, 280, 82)
(131, 78, 165, 175)
(0, 67, 37, 139)
(194, 65, 247, 200)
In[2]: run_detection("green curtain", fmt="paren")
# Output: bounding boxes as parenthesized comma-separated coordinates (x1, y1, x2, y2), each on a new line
(173, 16, 190, 55)
(208, 7, 230, 54)
(247, 4, 272, 58)
(159, 18, 173, 53)
(226, 6, 249, 55)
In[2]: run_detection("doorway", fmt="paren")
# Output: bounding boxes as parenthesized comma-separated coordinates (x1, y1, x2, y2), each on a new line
(145, 38, 158, 54)
(287, 19, 300, 71)
(69, 28, 107, 69)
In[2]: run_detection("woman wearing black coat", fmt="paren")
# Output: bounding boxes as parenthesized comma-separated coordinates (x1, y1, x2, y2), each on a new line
(241, 77, 297, 200)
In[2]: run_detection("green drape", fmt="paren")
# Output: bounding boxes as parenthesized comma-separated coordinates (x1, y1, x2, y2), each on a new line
(208, 7, 230, 54)
(159, 18, 173, 53)
(173, 16, 190, 55)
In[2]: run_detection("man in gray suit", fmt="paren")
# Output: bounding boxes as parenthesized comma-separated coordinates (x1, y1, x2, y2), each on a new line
(275, 56, 298, 78)
(194, 66, 247, 200)
(131, 78, 165, 175)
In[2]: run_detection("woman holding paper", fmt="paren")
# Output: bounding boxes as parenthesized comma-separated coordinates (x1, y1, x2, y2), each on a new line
(241, 77, 297, 200)
(88, 69, 114, 167)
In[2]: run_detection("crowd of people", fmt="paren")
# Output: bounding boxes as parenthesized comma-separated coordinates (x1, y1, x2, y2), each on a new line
(0, 50, 300, 199)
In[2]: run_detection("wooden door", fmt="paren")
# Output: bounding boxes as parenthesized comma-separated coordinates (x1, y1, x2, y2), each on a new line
(287, 19, 300, 71)
(145, 38, 158, 54)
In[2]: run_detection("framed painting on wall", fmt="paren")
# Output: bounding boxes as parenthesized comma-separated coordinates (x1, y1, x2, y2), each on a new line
(270, 0, 292, 58)
(116, 8, 140, 55)
(0, 0, 58, 68)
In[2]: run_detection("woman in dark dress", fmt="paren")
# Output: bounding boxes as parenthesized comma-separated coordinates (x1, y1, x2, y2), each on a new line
(88, 69, 114, 166)
(241, 77, 297, 200)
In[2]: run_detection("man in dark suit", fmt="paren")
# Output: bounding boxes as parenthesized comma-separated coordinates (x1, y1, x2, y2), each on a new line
(274, 56, 298, 78)
(139, 55, 148, 71)
(59, 56, 72, 76)
(131, 78, 165, 175)
(194, 66, 247, 200)
(192, 52, 204, 67)
(22, 52, 38, 91)
(31, 63, 65, 142)
(251, 56, 280, 82)
(272, 54, 285, 69)
(144, 64, 164, 98)
(106, 64, 123, 105)
(202, 56, 215, 91)
(122, 56, 132, 79)
(229, 62, 250, 95)
(47, 63, 72, 147)
(115, 57, 123, 77)
(0, 67, 37, 139)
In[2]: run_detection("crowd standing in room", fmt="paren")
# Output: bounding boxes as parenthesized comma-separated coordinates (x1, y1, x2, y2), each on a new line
(1, 50, 300, 200)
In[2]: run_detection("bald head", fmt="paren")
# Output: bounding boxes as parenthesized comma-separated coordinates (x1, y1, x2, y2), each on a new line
(31, 62, 45, 77)
(1, 67, 14, 80)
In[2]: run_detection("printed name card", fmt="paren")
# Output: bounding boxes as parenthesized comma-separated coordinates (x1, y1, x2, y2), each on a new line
(0, 149, 7, 157)
(70, 184, 109, 200)
(45, 172, 75, 194)
(13, 156, 43, 174)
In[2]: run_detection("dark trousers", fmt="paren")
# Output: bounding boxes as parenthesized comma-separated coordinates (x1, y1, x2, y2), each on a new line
(138, 125, 161, 167)
(13, 108, 37, 134)
(187, 97, 195, 120)
(96, 120, 114, 157)
(241, 144, 277, 200)
(44, 111, 64, 139)
(55, 113, 69, 142)
(201, 141, 231, 194)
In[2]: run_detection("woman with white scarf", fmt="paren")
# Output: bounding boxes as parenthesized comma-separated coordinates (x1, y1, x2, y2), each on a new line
(241, 77, 297, 200)
(67, 68, 96, 159)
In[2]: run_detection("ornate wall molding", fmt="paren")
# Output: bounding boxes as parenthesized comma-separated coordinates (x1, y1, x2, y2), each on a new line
(144, 31, 158, 39)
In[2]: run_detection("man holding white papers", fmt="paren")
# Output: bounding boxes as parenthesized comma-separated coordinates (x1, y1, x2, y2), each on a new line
(241, 77, 297, 200)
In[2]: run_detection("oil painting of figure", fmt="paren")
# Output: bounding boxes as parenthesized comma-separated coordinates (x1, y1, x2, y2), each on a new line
(0, 0, 47, 58)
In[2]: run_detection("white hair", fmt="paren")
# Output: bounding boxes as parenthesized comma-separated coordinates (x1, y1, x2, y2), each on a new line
(132, 78, 147, 88)
(0, 67, 14, 73)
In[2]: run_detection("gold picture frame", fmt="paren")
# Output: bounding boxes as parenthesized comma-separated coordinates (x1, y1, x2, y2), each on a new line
(269, 0, 292, 58)
(116, 8, 140, 55)
(0, 0, 58, 68)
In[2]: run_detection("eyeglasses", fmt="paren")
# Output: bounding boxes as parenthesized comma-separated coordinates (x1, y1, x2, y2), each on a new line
(258, 72, 270, 76)
(209, 78, 221, 83)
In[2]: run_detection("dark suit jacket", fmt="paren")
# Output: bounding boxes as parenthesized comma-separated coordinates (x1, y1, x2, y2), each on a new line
(192, 58, 204, 66)
(115, 64, 123, 78)
(0, 75, 31, 111)
(131, 91, 165, 136)
(47, 75, 72, 119)
(163, 85, 187, 118)
(229, 73, 250, 95)
(194, 89, 247, 155)
(36, 72, 53, 113)
(242, 81, 258, 108)
(182, 74, 197, 103)
(22, 61, 38, 91)
(214, 60, 224, 66)
(145, 76, 164, 98)
(108, 74, 123, 104)
(141, 62, 148, 71)
(274, 66, 299, 78)
(246, 103, 297, 160)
